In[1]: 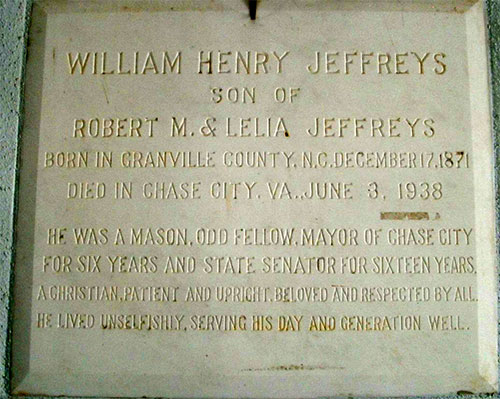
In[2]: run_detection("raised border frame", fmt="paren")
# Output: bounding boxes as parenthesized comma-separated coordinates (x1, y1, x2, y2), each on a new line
(0, 0, 498, 397)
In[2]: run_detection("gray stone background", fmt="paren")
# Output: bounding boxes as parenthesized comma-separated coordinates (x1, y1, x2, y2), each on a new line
(0, 0, 498, 398)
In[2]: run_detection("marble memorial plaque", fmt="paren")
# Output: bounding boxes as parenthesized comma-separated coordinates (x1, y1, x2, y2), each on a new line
(11, 0, 498, 397)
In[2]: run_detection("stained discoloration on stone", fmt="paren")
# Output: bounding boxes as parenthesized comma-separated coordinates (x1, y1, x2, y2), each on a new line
(381, 211, 430, 220)
(242, 364, 345, 371)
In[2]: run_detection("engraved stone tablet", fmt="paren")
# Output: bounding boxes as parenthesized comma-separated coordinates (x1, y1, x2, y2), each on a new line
(12, 0, 498, 397)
